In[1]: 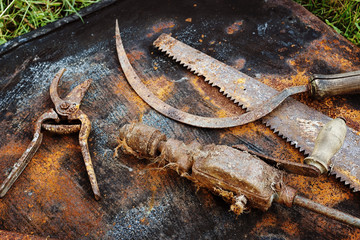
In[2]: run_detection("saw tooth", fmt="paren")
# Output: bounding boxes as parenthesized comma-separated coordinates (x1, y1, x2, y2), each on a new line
(156, 42, 253, 108)
(262, 118, 312, 156)
(298, 147, 306, 154)
(204, 77, 214, 84)
(330, 171, 359, 192)
(155, 45, 165, 52)
(154, 34, 360, 192)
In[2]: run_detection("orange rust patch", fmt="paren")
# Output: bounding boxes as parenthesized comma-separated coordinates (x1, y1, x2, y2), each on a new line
(127, 50, 146, 64)
(253, 212, 277, 229)
(111, 75, 149, 115)
(0, 139, 27, 160)
(226, 20, 243, 35)
(143, 75, 175, 101)
(289, 37, 358, 72)
(215, 109, 229, 118)
(251, 212, 300, 237)
(261, 70, 309, 91)
(280, 220, 300, 237)
(140, 217, 149, 225)
(286, 173, 351, 206)
(0, 230, 50, 239)
(148, 184, 158, 212)
(147, 21, 176, 38)
(0, 138, 30, 183)
(220, 122, 258, 139)
(346, 229, 360, 240)
(0, 136, 104, 238)
(233, 58, 246, 70)
(181, 105, 191, 113)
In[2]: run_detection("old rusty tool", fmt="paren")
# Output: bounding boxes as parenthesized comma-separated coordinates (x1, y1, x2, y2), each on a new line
(154, 34, 360, 116)
(0, 69, 101, 200)
(235, 118, 347, 175)
(119, 122, 360, 229)
(150, 34, 360, 191)
(115, 23, 360, 191)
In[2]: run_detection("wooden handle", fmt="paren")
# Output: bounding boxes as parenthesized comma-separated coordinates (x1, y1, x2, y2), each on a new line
(304, 118, 347, 174)
(310, 70, 360, 98)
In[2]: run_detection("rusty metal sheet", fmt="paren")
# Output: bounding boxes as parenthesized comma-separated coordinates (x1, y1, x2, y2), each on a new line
(0, 230, 53, 240)
(0, 0, 359, 239)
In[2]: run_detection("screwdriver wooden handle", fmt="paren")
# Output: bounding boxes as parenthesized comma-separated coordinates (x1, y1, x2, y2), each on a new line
(304, 118, 347, 174)
(310, 70, 360, 98)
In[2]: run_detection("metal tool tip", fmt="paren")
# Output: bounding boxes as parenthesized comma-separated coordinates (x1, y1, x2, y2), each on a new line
(94, 193, 101, 201)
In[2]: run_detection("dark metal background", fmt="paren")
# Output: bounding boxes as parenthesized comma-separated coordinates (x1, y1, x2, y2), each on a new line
(0, 0, 359, 239)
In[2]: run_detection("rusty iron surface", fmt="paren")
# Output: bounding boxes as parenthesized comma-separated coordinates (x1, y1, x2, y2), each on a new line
(0, 230, 54, 240)
(0, 0, 360, 239)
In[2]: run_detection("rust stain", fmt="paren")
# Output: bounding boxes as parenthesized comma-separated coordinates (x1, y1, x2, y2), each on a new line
(226, 20, 243, 34)
(126, 50, 146, 64)
(0, 136, 103, 238)
(254, 213, 277, 228)
(286, 173, 352, 206)
(233, 58, 246, 70)
(148, 184, 157, 212)
(0, 230, 53, 240)
(280, 220, 300, 237)
(289, 37, 358, 72)
(261, 70, 309, 91)
(346, 229, 360, 240)
(252, 213, 300, 237)
(215, 109, 229, 118)
(143, 75, 175, 101)
(147, 21, 176, 38)
(111, 75, 149, 114)
(0, 139, 28, 179)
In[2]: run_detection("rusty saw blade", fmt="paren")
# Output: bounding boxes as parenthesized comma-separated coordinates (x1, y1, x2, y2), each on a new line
(115, 21, 360, 191)
(152, 33, 360, 192)
(115, 22, 307, 128)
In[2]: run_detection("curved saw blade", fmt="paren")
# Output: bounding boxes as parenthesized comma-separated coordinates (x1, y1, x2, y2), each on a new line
(153, 33, 360, 192)
(115, 21, 307, 128)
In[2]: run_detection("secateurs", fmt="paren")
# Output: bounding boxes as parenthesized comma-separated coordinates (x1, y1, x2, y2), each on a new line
(119, 120, 360, 229)
(0, 69, 101, 200)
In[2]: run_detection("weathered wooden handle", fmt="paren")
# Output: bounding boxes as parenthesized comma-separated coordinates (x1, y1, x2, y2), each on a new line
(310, 70, 360, 98)
(304, 118, 347, 174)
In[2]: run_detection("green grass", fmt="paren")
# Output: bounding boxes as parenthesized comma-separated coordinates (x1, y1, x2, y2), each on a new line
(0, 0, 100, 45)
(0, 0, 359, 46)
(294, 0, 360, 46)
